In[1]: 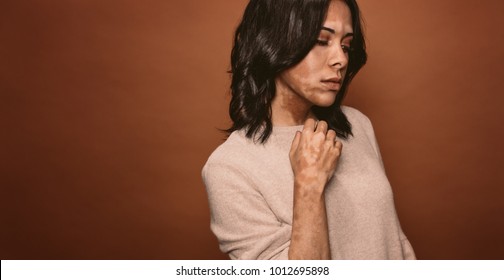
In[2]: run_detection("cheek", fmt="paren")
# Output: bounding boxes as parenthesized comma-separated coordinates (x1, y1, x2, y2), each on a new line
(301, 51, 325, 74)
(289, 53, 325, 85)
(342, 67, 348, 78)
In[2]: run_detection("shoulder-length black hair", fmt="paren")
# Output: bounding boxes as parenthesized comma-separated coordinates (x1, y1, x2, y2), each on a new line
(227, 0, 367, 143)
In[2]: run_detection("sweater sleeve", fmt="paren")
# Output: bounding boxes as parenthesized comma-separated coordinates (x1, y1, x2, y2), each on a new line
(358, 111, 417, 260)
(202, 161, 291, 260)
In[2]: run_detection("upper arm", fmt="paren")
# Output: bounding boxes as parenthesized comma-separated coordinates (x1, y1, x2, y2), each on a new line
(202, 161, 291, 259)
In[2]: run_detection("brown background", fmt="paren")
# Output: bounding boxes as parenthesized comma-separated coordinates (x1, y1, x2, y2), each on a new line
(1, 0, 503, 259)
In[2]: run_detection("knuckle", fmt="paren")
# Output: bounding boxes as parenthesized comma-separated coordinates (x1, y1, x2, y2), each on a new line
(323, 142, 332, 150)
(334, 149, 341, 157)
(313, 131, 325, 140)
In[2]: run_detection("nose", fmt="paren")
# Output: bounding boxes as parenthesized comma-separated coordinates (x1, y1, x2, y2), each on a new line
(328, 45, 349, 70)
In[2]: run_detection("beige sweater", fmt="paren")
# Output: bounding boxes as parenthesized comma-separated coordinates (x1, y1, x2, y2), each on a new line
(202, 106, 415, 260)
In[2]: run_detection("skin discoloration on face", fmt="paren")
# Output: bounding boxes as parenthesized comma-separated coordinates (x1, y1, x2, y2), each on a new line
(272, 0, 353, 125)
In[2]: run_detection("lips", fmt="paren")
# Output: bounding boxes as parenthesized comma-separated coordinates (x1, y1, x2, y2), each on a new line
(321, 77, 342, 91)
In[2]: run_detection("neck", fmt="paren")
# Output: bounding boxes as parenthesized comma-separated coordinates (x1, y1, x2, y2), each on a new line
(271, 85, 316, 126)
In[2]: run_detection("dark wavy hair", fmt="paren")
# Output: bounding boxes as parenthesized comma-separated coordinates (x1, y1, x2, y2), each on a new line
(227, 0, 367, 143)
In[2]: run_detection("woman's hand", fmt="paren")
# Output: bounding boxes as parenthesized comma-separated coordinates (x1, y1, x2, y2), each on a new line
(289, 118, 342, 191)
(287, 118, 342, 260)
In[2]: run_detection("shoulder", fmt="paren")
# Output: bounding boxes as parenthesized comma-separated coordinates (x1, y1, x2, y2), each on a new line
(202, 130, 257, 179)
(205, 130, 254, 164)
(341, 105, 374, 133)
(341, 106, 383, 160)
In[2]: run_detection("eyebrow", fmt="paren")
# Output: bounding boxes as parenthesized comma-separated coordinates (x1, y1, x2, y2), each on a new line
(321, 26, 354, 38)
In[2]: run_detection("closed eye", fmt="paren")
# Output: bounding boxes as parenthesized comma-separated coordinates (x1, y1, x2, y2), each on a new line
(342, 45, 351, 53)
(316, 39, 329, 46)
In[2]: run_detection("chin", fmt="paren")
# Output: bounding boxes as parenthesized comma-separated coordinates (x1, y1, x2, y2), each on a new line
(313, 95, 337, 107)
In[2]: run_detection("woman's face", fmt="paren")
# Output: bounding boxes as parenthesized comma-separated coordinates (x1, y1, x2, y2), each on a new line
(275, 0, 353, 109)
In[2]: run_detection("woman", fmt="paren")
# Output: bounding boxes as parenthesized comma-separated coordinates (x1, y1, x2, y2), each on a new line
(202, 0, 415, 260)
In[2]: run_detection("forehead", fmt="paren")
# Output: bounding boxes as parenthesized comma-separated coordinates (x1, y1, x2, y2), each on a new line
(323, 0, 353, 33)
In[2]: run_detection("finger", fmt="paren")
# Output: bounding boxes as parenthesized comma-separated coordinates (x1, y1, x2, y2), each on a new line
(316, 120, 328, 134)
(289, 131, 301, 155)
(326, 129, 336, 142)
(303, 118, 317, 132)
(334, 140, 343, 151)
